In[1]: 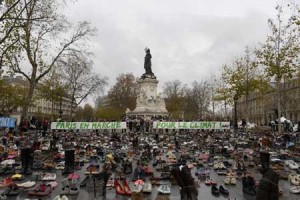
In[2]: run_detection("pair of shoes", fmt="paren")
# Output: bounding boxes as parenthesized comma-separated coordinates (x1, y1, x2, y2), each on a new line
(52, 195, 68, 200)
(211, 185, 220, 195)
(0, 193, 6, 200)
(60, 178, 79, 195)
(205, 177, 217, 186)
(85, 165, 99, 174)
(142, 182, 152, 193)
(106, 177, 114, 187)
(211, 185, 229, 196)
(115, 179, 131, 196)
(219, 185, 229, 195)
(224, 175, 236, 185)
(157, 184, 170, 194)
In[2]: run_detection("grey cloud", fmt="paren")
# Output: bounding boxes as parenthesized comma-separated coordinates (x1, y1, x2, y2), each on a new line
(63, 0, 279, 98)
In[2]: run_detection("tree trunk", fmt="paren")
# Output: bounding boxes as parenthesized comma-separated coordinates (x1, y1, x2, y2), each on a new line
(70, 97, 75, 121)
(277, 81, 281, 134)
(224, 100, 227, 119)
(21, 80, 36, 121)
(245, 94, 249, 130)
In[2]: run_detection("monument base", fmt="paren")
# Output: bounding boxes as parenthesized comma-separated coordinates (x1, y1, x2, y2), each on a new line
(126, 77, 169, 118)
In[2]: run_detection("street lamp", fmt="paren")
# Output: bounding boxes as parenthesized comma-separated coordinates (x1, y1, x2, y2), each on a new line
(234, 93, 238, 134)
(59, 95, 63, 119)
(50, 86, 53, 121)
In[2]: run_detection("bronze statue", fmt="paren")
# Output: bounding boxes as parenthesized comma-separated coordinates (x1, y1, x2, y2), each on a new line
(144, 48, 153, 75)
(141, 47, 156, 79)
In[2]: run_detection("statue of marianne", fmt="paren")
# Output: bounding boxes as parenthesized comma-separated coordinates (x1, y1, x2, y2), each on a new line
(144, 48, 153, 75)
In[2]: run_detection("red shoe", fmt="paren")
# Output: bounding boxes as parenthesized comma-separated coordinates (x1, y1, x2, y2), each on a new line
(114, 180, 125, 195)
(0, 177, 12, 187)
(122, 179, 132, 196)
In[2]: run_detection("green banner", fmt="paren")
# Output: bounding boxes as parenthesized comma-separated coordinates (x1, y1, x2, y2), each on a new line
(51, 122, 126, 130)
(153, 121, 230, 129)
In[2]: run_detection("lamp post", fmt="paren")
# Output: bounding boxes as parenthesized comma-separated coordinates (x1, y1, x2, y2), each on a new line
(50, 86, 53, 121)
(234, 93, 238, 134)
(59, 101, 63, 119)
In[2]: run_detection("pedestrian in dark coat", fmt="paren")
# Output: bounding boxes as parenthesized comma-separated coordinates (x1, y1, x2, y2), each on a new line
(256, 169, 279, 200)
(256, 151, 279, 200)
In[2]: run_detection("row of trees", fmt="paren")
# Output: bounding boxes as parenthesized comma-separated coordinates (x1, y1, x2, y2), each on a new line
(76, 73, 214, 121)
(0, 0, 107, 120)
(215, 5, 300, 132)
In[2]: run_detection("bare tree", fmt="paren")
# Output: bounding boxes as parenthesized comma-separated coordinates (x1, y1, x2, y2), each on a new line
(163, 80, 187, 119)
(1, 0, 97, 120)
(57, 51, 108, 119)
(186, 80, 211, 120)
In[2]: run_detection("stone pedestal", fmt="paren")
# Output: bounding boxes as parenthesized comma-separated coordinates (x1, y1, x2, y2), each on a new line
(126, 77, 168, 118)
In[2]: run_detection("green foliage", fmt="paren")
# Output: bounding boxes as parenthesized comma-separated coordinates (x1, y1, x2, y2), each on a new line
(221, 50, 262, 98)
(0, 79, 26, 116)
(82, 104, 94, 121)
(74, 106, 84, 121)
(36, 79, 66, 103)
(107, 73, 138, 115)
(256, 6, 300, 82)
(94, 106, 120, 120)
(0, 0, 97, 119)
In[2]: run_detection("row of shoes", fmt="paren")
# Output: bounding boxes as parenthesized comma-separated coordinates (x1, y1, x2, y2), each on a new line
(211, 185, 229, 196)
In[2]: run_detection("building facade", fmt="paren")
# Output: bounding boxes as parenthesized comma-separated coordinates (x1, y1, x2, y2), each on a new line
(237, 78, 300, 126)
(2, 75, 75, 123)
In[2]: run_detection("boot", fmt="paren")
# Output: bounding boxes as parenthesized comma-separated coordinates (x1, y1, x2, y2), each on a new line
(260, 152, 270, 174)
(63, 150, 70, 174)
(69, 150, 75, 173)
(60, 178, 70, 195)
(26, 148, 33, 175)
(20, 149, 27, 174)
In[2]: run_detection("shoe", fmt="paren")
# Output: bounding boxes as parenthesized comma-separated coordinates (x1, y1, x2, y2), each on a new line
(69, 187, 79, 195)
(132, 184, 143, 193)
(230, 176, 237, 185)
(224, 176, 231, 185)
(205, 177, 211, 185)
(210, 178, 217, 185)
(0, 177, 12, 187)
(106, 177, 114, 187)
(219, 185, 229, 195)
(60, 178, 70, 195)
(122, 179, 132, 195)
(0, 194, 6, 200)
(114, 180, 125, 195)
(211, 185, 220, 195)
(157, 184, 170, 194)
(142, 182, 152, 193)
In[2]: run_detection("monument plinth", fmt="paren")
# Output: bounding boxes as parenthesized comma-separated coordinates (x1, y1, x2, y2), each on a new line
(126, 48, 169, 118)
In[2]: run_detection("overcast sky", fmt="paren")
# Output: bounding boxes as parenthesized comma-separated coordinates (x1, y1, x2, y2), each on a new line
(64, 0, 287, 99)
